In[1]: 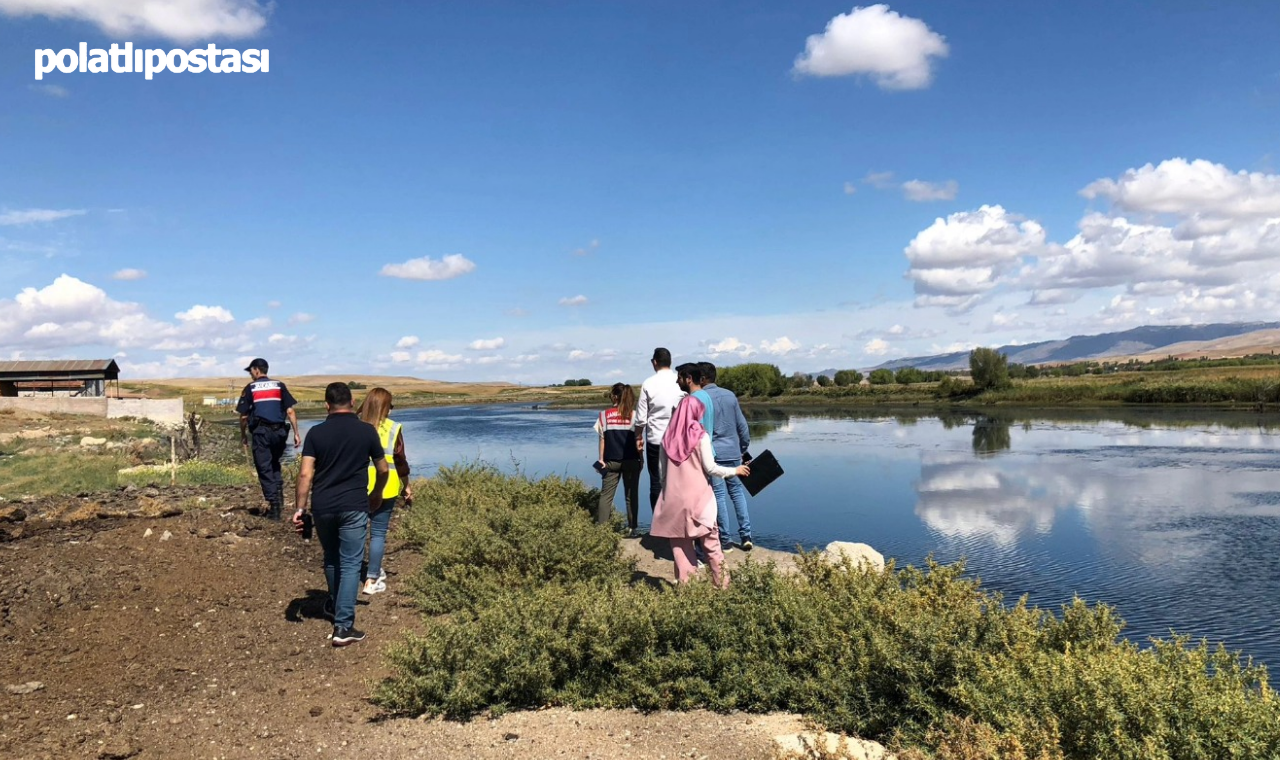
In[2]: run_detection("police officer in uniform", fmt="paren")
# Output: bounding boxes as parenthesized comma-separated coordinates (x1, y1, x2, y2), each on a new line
(237, 358, 301, 519)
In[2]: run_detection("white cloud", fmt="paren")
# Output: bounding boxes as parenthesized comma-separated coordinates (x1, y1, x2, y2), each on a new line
(379, 254, 476, 281)
(903, 179, 959, 202)
(244, 316, 271, 330)
(416, 349, 464, 365)
(567, 349, 593, 361)
(864, 170, 896, 189)
(759, 336, 801, 355)
(119, 353, 228, 380)
(1081, 158, 1280, 218)
(843, 182, 857, 195)
(864, 337, 891, 355)
(175, 304, 234, 323)
(0, 0, 270, 41)
(29, 83, 68, 97)
(389, 351, 413, 364)
(905, 205, 1051, 309)
(395, 335, 420, 349)
(287, 312, 315, 325)
(266, 300, 281, 309)
(792, 4, 949, 90)
(468, 336, 505, 351)
(506, 307, 529, 318)
(707, 337, 755, 356)
(558, 294, 589, 306)
(887, 324, 906, 335)
(111, 268, 146, 281)
(0, 208, 84, 226)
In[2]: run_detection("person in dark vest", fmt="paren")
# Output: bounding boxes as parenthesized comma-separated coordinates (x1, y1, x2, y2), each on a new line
(593, 382, 642, 534)
(236, 358, 300, 520)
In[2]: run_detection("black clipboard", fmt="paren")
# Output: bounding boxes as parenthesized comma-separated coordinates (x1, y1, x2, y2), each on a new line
(739, 449, 783, 497)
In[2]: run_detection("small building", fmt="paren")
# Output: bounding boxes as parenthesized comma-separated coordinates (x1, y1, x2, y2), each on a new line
(0, 359, 121, 398)
(202, 396, 218, 406)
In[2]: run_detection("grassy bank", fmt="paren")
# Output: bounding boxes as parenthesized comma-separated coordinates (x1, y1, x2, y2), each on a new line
(743, 364, 1280, 409)
(377, 466, 1280, 760)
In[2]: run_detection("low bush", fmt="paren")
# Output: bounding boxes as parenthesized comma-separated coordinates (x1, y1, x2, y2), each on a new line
(396, 463, 633, 615)
(379, 470, 1280, 759)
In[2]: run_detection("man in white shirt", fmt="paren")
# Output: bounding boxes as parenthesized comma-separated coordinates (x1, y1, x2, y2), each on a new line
(634, 347, 687, 514)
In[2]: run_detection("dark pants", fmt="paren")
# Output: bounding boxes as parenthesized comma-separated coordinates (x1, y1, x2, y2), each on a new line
(645, 442, 662, 512)
(251, 424, 289, 519)
(314, 509, 369, 630)
(598, 459, 642, 528)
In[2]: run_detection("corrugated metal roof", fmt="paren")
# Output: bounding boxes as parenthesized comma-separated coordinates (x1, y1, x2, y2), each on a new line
(0, 359, 120, 378)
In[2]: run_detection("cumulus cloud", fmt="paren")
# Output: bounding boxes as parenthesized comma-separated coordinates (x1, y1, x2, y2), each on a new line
(379, 254, 476, 281)
(0, 208, 84, 225)
(111, 268, 146, 281)
(905, 205, 1051, 310)
(244, 316, 271, 330)
(1081, 158, 1280, 218)
(287, 312, 315, 325)
(903, 179, 959, 202)
(389, 351, 412, 364)
(416, 349, 463, 365)
(558, 295, 589, 306)
(175, 304, 234, 323)
(395, 335, 420, 349)
(864, 337, 891, 355)
(759, 336, 801, 355)
(468, 336, 505, 351)
(792, 4, 949, 90)
(567, 349, 593, 361)
(0, 0, 270, 41)
(707, 337, 755, 357)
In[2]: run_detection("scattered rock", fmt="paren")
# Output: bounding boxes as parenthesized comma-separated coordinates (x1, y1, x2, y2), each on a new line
(160, 531, 173, 542)
(0, 506, 26, 523)
(143, 528, 153, 538)
(5, 681, 44, 695)
(774, 731, 893, 760)
(97, 738, 141, 759)
(79, 437, 108, 447)
(822, 541, 885, 572)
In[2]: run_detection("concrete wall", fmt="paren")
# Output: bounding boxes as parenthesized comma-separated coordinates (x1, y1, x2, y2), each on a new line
(0, 396, 184, 426)
(107, 398, 185, 426)
(0, 397, 107, 416)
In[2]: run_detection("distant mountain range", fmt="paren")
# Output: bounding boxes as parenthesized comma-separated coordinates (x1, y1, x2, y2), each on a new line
(819, 322, 1280, 375)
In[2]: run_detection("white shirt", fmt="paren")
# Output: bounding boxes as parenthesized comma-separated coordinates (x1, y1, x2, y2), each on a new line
(634, 368, 686, 445)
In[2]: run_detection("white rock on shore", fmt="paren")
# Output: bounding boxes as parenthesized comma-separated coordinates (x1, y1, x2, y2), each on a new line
(774, 730, 894, 759)
(821, 542, 885, 572)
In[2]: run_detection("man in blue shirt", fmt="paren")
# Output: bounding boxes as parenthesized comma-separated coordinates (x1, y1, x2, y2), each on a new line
(236, 358, 300, 520)
(699, 361, 753, 552)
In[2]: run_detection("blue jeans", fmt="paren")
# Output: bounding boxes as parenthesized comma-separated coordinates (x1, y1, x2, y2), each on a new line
(365, 497, 396, 581)
(314, 510, 369, 629)
(712, 457, 752, 547)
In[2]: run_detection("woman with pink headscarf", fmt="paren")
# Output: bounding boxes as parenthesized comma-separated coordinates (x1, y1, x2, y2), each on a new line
(650, 395, 750, 587)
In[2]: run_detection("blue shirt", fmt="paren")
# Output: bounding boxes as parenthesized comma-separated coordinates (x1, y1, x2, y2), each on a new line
(702, 383, 751, 462)
(691, 389, 714, 436)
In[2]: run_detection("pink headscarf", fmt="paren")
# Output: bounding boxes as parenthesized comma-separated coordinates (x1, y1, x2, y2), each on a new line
(662, 395, 707, 465)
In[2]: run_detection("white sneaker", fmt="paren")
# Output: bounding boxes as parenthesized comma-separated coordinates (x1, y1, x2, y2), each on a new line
(378, 568, 387, 582)
(362, 578, 387, 595)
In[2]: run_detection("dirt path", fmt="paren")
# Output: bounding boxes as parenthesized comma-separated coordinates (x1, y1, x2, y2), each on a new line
(0, 489, 804, 759)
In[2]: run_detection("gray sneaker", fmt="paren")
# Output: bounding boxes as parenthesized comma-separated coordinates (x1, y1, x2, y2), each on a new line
(331, 626, 366, 647)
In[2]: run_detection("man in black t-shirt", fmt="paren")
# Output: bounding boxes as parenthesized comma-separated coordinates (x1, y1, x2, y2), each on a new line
(293, 382, 388, 646)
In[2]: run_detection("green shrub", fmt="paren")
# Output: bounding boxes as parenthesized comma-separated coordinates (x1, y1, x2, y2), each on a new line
(396, 464, 633, 615)
(717, 363, 785, 397)
(971, 348, 1012, 391)
(834, 370, 863, 387)
(379, 471, 1280, 760)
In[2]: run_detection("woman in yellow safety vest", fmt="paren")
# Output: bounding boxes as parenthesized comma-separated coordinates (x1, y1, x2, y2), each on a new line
(356, 387, 411, 595)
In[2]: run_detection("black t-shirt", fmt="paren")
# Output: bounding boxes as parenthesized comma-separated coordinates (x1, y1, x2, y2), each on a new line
(301, 412, 385, 514)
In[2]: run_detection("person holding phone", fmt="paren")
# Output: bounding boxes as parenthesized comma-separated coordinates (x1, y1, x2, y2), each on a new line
(593, 382, 643, 534)
(355, 387, 411, 595)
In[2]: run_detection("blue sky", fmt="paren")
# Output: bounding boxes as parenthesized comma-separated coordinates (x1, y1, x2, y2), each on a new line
(1, 1, 1279, 382)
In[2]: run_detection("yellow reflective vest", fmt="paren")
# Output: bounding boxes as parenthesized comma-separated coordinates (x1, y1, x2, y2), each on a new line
(367, 418, 402, 498)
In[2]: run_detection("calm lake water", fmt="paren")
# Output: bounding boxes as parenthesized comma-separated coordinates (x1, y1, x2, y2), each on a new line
(301, 404, 1280, 666)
